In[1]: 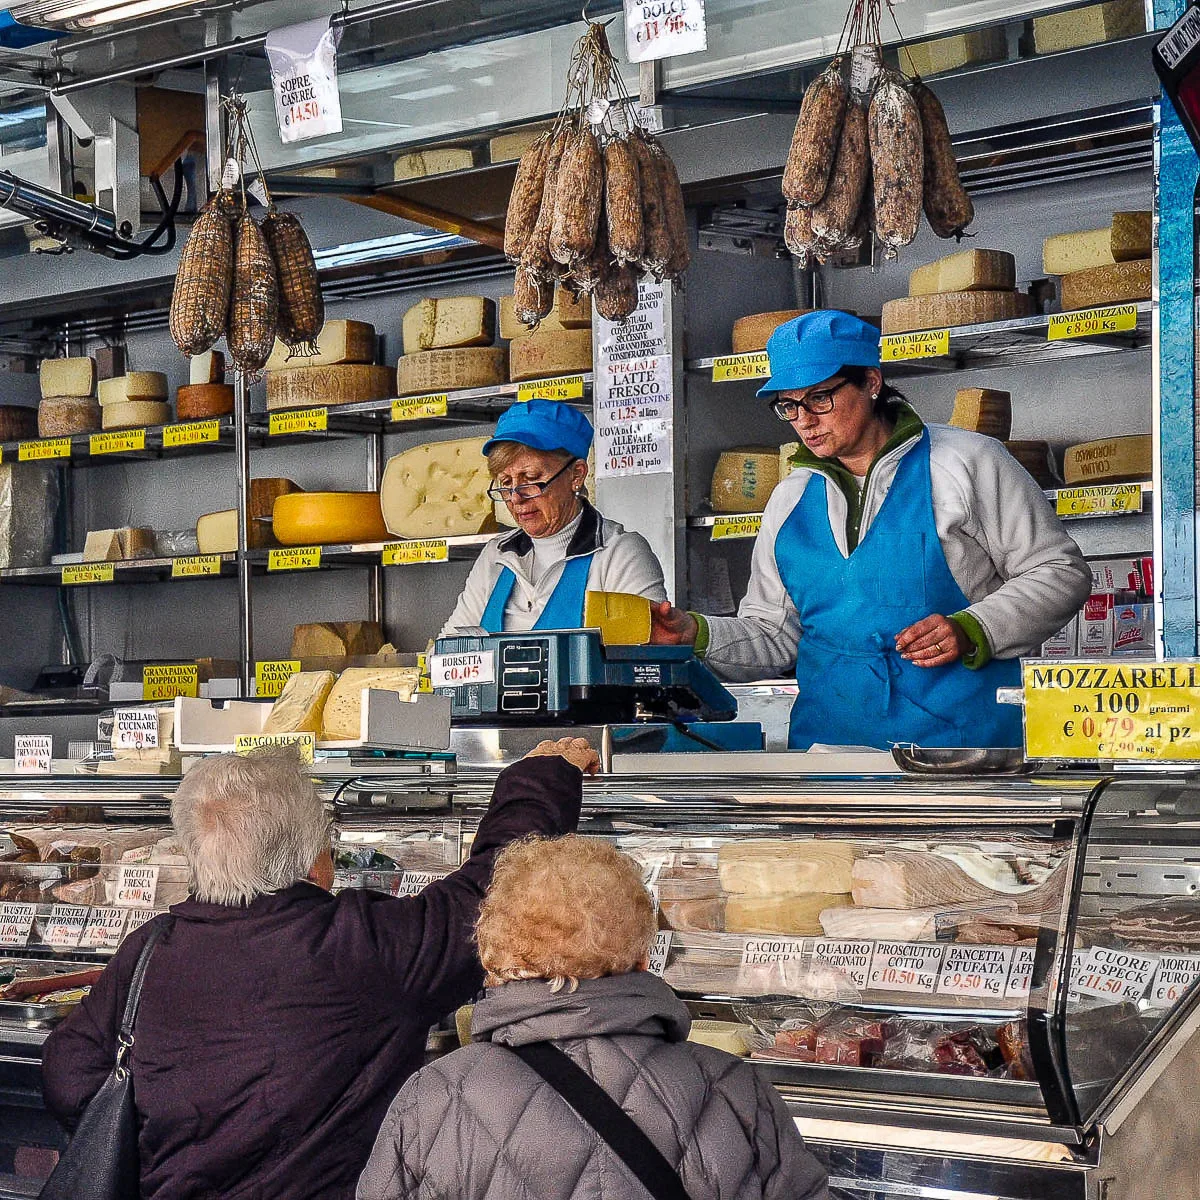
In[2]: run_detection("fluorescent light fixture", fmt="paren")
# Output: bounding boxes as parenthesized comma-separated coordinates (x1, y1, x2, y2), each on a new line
(314, 230, 472, 269)
(9, 0, 195, 29)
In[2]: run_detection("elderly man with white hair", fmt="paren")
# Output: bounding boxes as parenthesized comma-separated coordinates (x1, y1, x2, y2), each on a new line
(41, 739, 594, 1200)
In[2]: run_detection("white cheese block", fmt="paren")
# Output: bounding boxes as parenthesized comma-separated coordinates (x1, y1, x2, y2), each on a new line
(265, 320, 377, 371)
(396, 348, 507, 395)
(39, 397, 101, 437)
(1032, 0, 1143, 54)
(725, 891, 853, 936)
(718, 840, 859, 895)
(499, 291, 592, 340)
(1062, 435, 1151, 484)
(949, 389, 1012, 440)
(265, 364, 393, 411)
(262, 670, 336, 735)
(711, 448, 782, 513)
(322, 667, 421, 740)
(98, 372, 168, 406)
(39, 357, 95, 399)
(189, 350, 226, 385)
(1059, 258, 1151, 311)
(392, 148, 474, 181)
(731, 309, 810, 353)
(82, 529, 121, 562)
(101, 400, 171, 430)
(880, 290, 1033, 334)
(908, 250, 1015, 297)
(380, 436, 494, 538)
(402, 296, 496, 354)
(196, 510, 237, 555)
(509, 328, 592, 382)
(687, 1020, 754, 1055)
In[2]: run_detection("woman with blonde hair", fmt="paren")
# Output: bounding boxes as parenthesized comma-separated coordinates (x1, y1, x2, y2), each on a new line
(358, 835, 828, 1200)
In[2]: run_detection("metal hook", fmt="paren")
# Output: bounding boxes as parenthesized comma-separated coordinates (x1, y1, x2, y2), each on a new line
(581, 0, 593, 24)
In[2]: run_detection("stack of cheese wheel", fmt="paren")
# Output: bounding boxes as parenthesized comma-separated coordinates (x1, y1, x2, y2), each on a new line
(178, 350, 233, 420)
(100, 372, 170, 430)
(882, 248, 1031, 334)
(498, 288, 593, 384)
(1042, 211, 1151, 312)
(39, 356, 101, 437)
(265, 320, 392, 411)
(396, 296, 507, 395)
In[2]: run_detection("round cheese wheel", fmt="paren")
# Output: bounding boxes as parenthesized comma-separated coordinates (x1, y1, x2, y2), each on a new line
(101, 400, 171, 430)
(0, 405, 38, 442)
(98, 372, 168, 405)
(730, 309, 811, 354)
(39, 396, 101, 437)
(272, 491, 389, 546)
(176, 383, 234, 420)
(266, 364, 392, 411)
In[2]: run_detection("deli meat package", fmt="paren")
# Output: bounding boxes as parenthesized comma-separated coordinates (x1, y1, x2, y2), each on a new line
(1109, 898, 1200, 953)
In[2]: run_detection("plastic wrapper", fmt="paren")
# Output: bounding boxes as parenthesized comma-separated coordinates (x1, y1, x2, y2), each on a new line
(873, 1021, 1005, 1077)
(155, 529, 200, 557)
(0, 463, 58, 568)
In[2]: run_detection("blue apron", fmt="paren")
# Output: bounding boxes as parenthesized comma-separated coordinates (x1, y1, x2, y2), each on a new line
(480, 553, 595, 632)
(776, 431, 1021, 750)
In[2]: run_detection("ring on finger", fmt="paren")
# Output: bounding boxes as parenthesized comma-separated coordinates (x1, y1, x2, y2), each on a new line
(934, 641, 943, 654)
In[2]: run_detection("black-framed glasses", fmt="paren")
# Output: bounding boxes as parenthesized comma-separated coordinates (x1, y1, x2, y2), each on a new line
(770, 378, 851, 422)
(487, 457, 578, 503)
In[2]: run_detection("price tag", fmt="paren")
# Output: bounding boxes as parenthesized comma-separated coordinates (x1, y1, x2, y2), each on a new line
(113, 707, 159, 750)
(1048, 304, 1138, 341)
(14, 734, 52, 774)
(392, 394, 448, 421)
(89, 428, 146, 456)
(114, 864, 159, 908)
(516, 374, 586, 401)
(268, 547, 322, 571)
(332, 869, 363, 892)
(43, 905, 90, 948)
(1149, 954, 1200, 1006)
(1073, 946, 1156, 1002)
(647, 930, 673, 977)
(1056, 483, 1144, 518)
(62, 563, 114, 585)
(124, 908, 167, 936)
(0, 902, 36, 947)
(868, 941, 944, 993)
(80, 907, 129, 951)
(171, 555, 222, 578)
(1006, 946, 1036, 999)
(936, 944, 1014, 998)
(740, 936, 807, 966)
(710, 514, 762, 540)
(396, 870, 440, 896)
(810, 938, 874, 989)
(711, 352, 769, 382)
(255, 660, 301, 699)
(430, 650, 496, 688)
(383, 539, 449, 566)
(163, 419, 220, 449)
(268, 407, 328, 436)
(19, 437, 70, 461)
(234, 732, 316, 763)
(142, 664, 199, 701)
(1023, 661, 1200, 761)
(880, 329, 951, 362)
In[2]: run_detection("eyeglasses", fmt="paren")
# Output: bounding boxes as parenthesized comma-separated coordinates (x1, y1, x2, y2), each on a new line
(770, 379, 851, 422)
(487, 457, 578, 503)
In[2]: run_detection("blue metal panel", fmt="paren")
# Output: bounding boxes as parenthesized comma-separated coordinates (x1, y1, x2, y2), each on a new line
(1155, 0, 1199, 656)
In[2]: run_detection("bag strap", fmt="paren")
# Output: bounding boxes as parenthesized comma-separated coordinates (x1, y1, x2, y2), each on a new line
(510, 1042, 693, 1200)
(115, 916, 172, 1066)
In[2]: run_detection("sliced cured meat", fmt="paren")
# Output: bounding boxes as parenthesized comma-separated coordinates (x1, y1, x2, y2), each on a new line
(1110, 899, 1200, 950)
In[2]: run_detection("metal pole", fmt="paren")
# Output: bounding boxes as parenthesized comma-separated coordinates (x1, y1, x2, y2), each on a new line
(234, 369, 254, 695)
(366, 427, 383, 626)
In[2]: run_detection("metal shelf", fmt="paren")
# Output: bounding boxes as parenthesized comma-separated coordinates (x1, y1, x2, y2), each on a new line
(247, 535, 492, 572)
(0, 554, 238, 586)
(0, 418, 237, 467)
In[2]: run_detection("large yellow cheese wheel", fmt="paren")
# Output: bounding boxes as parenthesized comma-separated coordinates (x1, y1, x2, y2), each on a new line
(272, 492, 389, 546)
(731, 309, 810, 353)
(1062, 435, 1151, 485)
(380, 437, 493, 538)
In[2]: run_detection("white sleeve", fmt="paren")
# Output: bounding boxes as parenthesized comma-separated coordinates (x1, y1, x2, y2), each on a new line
(438, 545, 500, 638)
(596, 530, 668, 603)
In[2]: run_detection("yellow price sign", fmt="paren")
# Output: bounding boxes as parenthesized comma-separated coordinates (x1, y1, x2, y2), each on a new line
(163, 419, 220, 449)
(267, 546, 322, 571)
(417, 652, 433, 694)
(516, 374, 586, 401)
(89, 428, 146, 456)
(142, 664, 199, 702)
(392, 394, 448, 421)
(1023, 661, 1200, 761)
(1048, 304, 1138, 341)
(1056, 483, 1144, 518)
(235, 732, 316, 763)
(19, 437, 71, 462)
(711, 514, 763, 540)
(880, 330, 951, 362)
(269, 407, 328, 436)
(711, 353, 770, 383)
(171, 555, 222, 578)
(383, 539, 449, 566)
(61, 563, 114, 585)
(255, 660, 301, 698)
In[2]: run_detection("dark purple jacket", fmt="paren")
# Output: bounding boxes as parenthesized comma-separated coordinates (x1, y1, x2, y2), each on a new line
(41, 756, 583, 1200)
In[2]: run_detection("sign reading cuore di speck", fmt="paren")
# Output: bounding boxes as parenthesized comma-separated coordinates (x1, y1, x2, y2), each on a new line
(1023, 660, 1200, 760)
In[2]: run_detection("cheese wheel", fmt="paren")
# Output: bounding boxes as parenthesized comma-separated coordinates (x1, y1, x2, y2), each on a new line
(583, 591, 652, 645)
(396, 348, 507, 395)
(272, 491, 389, 546)
(907, 250, 1015, 298)
(39, 357, 95, 399)
(322, 666, 421, 740)
(265, 320, 377, 372)
(262, 671, 336, 734)
(39, 397, 100, 437)
(98, 372, 168, 406)
(176, 383, 234, 420)
(1062, 435, 1151, 485)
(266, 364, 393, 411)
(380, 437, 493, 538)
(101, 400, 171, 430)
(0, 405, 37, 442)
(711, 448, 781, 513)
(401, 296, 496, 353)
(949, 389, 1012, 440)
(509, 329, 592, 382)
(880, 290, 1034, 334)
(731, 309, 810, 353)
(1059, 258, 1151, 311)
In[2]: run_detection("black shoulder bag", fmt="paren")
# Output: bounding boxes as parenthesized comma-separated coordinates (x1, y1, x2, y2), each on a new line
(510, 1042, 693, 1200)
(40, 917, 173, 1200)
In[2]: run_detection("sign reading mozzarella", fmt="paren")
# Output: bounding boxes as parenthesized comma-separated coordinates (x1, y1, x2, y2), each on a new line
(430, 650, 496, 688)
(396, 871, 441, 896)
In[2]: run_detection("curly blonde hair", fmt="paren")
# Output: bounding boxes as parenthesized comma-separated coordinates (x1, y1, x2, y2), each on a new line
(476, 835, 656, 992)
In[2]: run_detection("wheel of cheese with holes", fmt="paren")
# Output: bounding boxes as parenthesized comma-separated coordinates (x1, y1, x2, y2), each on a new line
(380, 437, 493, 539)
(272, 492, 389, 546)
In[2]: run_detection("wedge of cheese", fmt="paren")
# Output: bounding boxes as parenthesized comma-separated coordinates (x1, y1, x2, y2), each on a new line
(725, 892, 853, 936)
(266, 364, 392, 411)
(1032, 0, 1143, 54)
(949, 389, 1012, 440)
(402, 296, 496, 354)
(392, 148, 474, 181)
(907, 250, 1015, 298)
(731, 309, 809, 354)
(583, 591, 652, 645)
(40, 357, 95, 399)
(266, 320, 377, 371)
(1042, 212, 1151, 275)
(39, 397, 100, 437)
(718, 840, 859, 895)
(189, 349, 225, 384)
(102, 400, 171, 429)
(489, 125, 552, 164)
(881, 290, 1033, 334)
(397, 347, 507, 395)
(176, 384, 233, 420)
(82, 527, 156, 561)
(687, 1020, 754, 1055)
(1059, 258, 1151, 311)
(262, 670, 336, 735)
(1063, 435, 1151, 484)
(98, 372, 168, 406)
(380, 437, 494, 539)
(290, 621, 385, 659)
(499, 290, 592, 339)
(273, 492, 389, 546)
(322, 666, 421, 740)
(509, 328, 592, 381)
(711, 448, 781, 513)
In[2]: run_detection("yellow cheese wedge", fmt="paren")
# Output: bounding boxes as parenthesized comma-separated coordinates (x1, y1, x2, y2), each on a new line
(949, 389, 1012, 440)
(499, 291, 592, 340)
(40, 357, 95, 399)
(290, 621, 384, 659)
(1062, 435, 1151, 485)
(392, 148, 474, 181)
(380, 437, 494, 539)
(711, 448, 781, 513)
(401, 296, 496, 354)
(82, 529, 121, 562)
(687, 1020, 754, 1055)
(396, 347, 508, 395)
(583, 591, 652, 645)
(196, 510, 238, 555)
(265, 364, 392, 411)
(731, 309, 809, 353)
(455, 1004, 474, 1046)
(272, 492, 389, 546)
(1032, 0, 1144, 54)
(266, 320, 377, 372)
(880, 290, 1033, 334)
(717, 839, 859, 895)
(907, 249, 1015, 298)
(98, 372, 168, 406)
(101, 400, 171, 430)
(1043, 215, 1151, 276)
(725, 892, 853, 936)
(1059, 258, 1151, 311)
(509, 328, 592, 382)
(322, 666, 421, 740)
(262, 670, 336, 734)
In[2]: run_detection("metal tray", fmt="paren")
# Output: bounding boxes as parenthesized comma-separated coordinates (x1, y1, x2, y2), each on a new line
(892, 746, 1035, 776)
(0, 957, 98, 1027)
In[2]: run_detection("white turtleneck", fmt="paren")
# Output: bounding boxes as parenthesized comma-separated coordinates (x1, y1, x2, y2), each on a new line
(529, 505, 585, 583)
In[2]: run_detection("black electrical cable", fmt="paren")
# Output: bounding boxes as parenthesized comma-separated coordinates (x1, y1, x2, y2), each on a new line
(667, 718, 727, 752)
(95, 160, 183, 259)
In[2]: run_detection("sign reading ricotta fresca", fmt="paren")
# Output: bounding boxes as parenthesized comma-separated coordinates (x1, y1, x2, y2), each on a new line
(1023, 660, 1200, 760)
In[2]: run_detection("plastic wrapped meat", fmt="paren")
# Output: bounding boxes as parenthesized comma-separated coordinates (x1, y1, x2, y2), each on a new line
(1110, 899, 1200, 952)
(998, 1021, 1035, 1081)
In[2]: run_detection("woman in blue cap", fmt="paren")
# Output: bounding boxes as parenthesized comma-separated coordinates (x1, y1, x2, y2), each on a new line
(652, 310, 1091, 750)
(441, 399, 667, 635)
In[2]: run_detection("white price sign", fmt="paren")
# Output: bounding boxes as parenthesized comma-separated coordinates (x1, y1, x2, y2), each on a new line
(43, 905, 90, 949)
(740, 936, 807, 966)
(123, 909, 167, 937)
(1150, 954, 1200, 1006)
(0, 902, 36, 947)
(396, 871, 440, 896)
(810, 939, 873, 989)
(112, 707, 159, 750)
(114, 864, 159, 909)
(1006, 946, 1036, 999)
(430, 651, 496, 689)
(624, 0, 707, 62)
(868, 941, 944, 993)
(1073, 946, 1156, 1003)
(80, 907, 129, 951)
(647, 930, 673, 977)
(937, 945, 1014, 999)
(14, 734, 52, 774)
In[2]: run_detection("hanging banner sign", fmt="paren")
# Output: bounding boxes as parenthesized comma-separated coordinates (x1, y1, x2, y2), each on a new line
(265, 17, 343, 143)
(624, 0, 708, 63)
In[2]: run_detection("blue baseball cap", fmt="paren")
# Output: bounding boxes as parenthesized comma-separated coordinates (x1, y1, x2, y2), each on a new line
(482, 399, 593, 459)
(756, 310, 882, 397)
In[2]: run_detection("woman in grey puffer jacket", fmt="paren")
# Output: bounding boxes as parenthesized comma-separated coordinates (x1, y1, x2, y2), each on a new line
(358, 835, 828, 1200)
